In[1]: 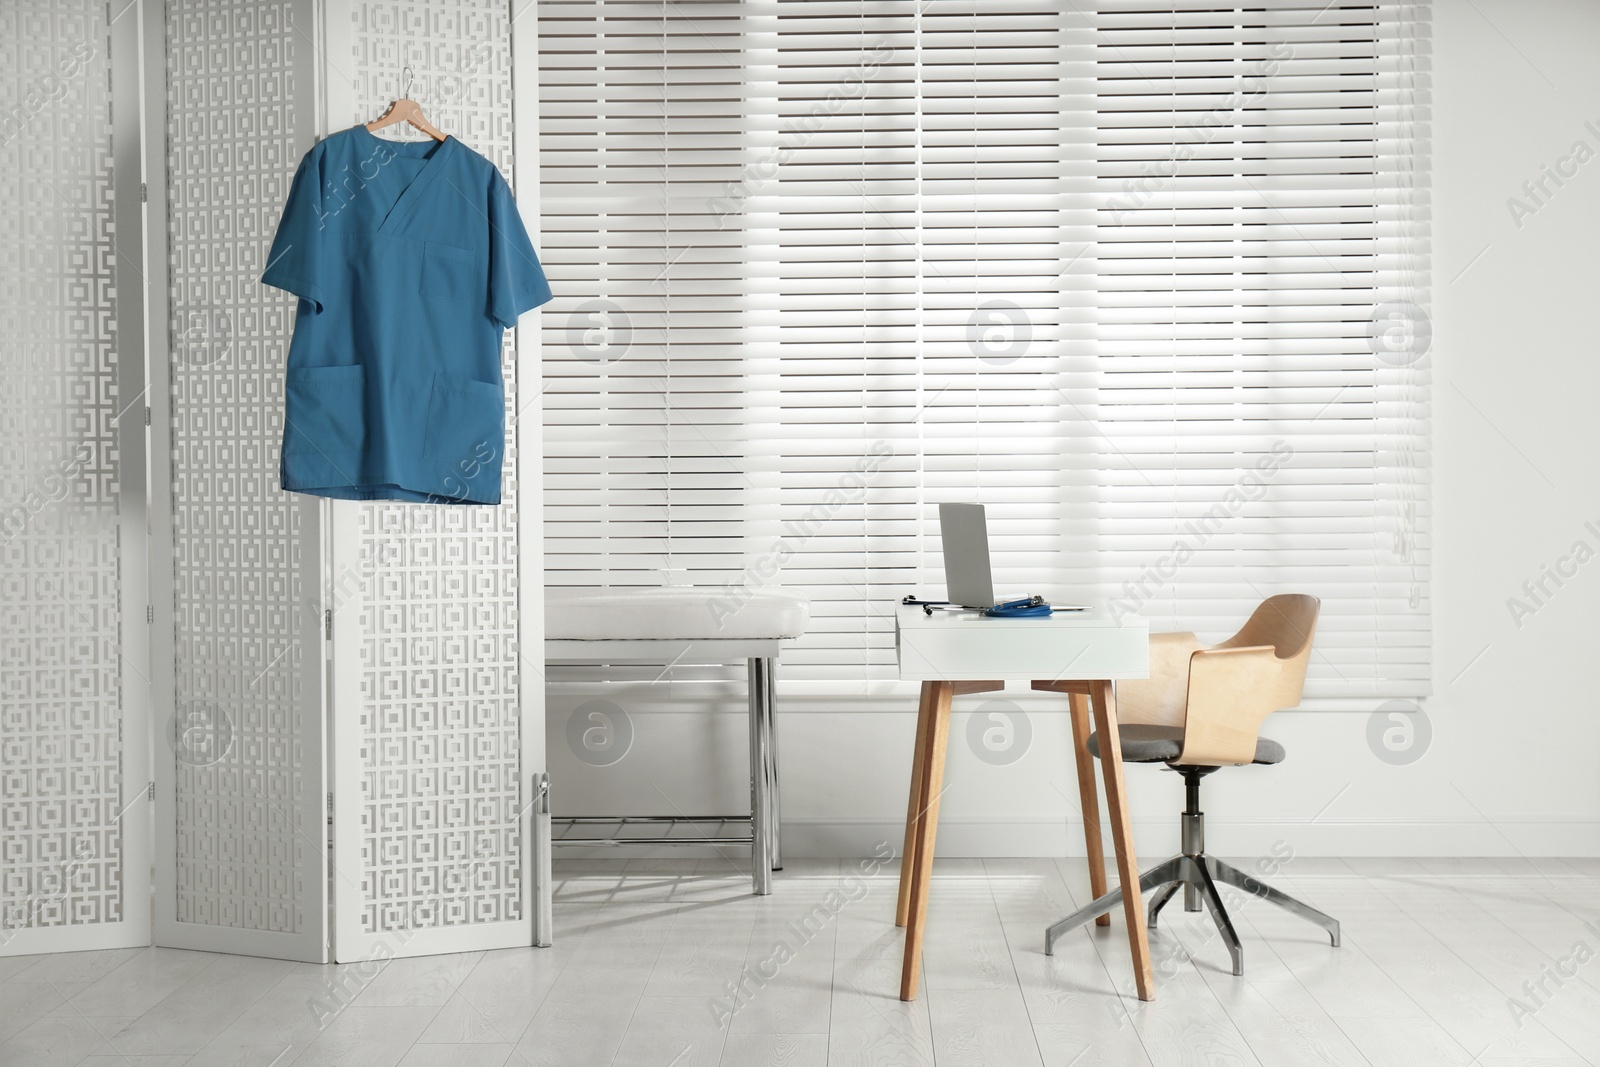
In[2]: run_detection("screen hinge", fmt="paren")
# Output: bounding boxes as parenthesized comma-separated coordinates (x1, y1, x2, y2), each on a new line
(146, 605, 154, 624)
(147, 781, 155, 801)
(140, 182, 147, 203)
(324, 609, 332, 639)
(144, 405, 152, 426)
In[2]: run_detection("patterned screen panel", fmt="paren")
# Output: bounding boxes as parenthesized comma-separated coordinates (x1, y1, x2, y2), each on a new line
(164, 0, 316, 934)
(345, 1, 524, 935)
(0, 0, 124, 932)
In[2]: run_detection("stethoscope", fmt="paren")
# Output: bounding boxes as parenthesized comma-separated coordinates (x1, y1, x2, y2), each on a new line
(901, 594, 1053, 618)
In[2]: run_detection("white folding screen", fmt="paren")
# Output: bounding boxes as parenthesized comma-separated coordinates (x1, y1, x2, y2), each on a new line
(325, 0, 544, 959)
(149, 0, 329, 961)
(538, 0, 1431, 705)
(0, 0, 544, 967)
(0, 0, 151, 956)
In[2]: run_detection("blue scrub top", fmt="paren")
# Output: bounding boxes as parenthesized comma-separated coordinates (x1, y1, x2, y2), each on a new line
(261, 125, 552, 504)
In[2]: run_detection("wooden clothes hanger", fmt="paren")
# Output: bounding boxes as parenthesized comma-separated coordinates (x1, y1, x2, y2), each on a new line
(366, 66, 447, 142)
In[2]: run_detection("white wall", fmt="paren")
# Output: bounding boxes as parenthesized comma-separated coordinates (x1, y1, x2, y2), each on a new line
(544, 0, 1600, 861)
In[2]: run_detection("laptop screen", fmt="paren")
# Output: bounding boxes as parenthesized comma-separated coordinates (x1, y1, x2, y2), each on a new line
(939, 503, 995, 609)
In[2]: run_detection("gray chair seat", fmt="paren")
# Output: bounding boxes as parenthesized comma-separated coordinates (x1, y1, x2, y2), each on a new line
(1086, 724, 1285, 765)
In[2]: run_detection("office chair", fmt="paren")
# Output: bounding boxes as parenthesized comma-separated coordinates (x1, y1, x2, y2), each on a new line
(1041, 593, 1340, 976)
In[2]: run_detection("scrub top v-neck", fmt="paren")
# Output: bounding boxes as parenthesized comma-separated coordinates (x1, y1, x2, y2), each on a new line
(261, 124, 552, 504)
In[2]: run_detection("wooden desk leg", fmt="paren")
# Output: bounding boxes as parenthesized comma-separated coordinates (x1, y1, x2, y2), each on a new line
(1067, 690, 1111, 928)
(1090, 679, 1155, 1001)
(900, 680, 953, 1001)
(896, 681, 937, 927)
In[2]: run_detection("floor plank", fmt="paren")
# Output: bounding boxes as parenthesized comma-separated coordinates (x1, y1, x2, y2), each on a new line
(94, 952, 295, 1057)
(827, 955, 936, 1067)
(66, 947, 220, 1018)
(416, 942, 577, 1047)
(611, 995, 729, 1067)
(644, 903, 757, 999)
(183, 970, 366, 1067)
(508, 964, 649, 1067)
(719, 1032, 828, 1067)
(286, 1005, 439, 1067)
(926, 987, 1045, 1067)
(987, 858, 1155, 1067)
(726, 902, 836, 1035)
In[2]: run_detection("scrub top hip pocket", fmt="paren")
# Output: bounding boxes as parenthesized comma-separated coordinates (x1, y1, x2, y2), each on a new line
(422, 372, 504, 498)
(283, 364, 366, 458)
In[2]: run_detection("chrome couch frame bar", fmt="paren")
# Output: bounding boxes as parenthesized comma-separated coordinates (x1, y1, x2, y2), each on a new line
(544, 640, 784, 895)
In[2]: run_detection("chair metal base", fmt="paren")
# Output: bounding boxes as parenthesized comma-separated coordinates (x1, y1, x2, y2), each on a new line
(1046, 852, 1339, 975)
(1044, 769, 1339, 975)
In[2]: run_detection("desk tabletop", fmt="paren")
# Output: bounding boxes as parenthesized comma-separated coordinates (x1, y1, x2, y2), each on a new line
(894, 604, 1137, 630)
(894, 604, 1148, 682)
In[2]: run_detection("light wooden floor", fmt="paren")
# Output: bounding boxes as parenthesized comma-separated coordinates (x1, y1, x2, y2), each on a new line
(2, 856, 1598, 1066)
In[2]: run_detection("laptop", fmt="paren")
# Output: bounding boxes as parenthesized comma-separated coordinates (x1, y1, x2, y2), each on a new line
(939, 503, 1004, 609)
(938, 503, 1085, 613)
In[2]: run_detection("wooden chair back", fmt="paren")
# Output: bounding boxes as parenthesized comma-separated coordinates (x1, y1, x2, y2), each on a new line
(1105, 593, 1320, 765)
(1175, 593, 1320, 765)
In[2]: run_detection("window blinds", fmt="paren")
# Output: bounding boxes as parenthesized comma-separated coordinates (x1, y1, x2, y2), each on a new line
(538, 0, 1430, 703)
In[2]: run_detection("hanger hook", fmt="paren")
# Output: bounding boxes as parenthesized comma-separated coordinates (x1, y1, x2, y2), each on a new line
(401, 65, 414, 100)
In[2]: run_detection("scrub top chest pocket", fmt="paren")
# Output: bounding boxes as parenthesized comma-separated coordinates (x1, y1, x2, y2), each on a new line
(421, 242, 483, 312)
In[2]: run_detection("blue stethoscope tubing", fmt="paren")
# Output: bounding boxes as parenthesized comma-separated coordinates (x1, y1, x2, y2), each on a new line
(983, 596, 1053, 618)
(902, 594, 1053, 618)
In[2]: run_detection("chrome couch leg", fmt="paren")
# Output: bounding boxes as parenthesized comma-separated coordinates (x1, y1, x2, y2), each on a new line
(763, 656, 781, 872)
(748, 658, 773, 895)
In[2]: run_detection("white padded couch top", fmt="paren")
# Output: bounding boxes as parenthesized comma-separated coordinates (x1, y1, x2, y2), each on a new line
(545, 587, 810, 642)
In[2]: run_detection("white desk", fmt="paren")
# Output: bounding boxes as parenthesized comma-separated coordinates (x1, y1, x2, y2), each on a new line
(893, 605, 1158, 1001)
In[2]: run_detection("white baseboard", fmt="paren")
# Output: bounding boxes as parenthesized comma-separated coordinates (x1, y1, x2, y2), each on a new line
(779, 817, 1600, 859)
(549, 817, 1600, 861)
